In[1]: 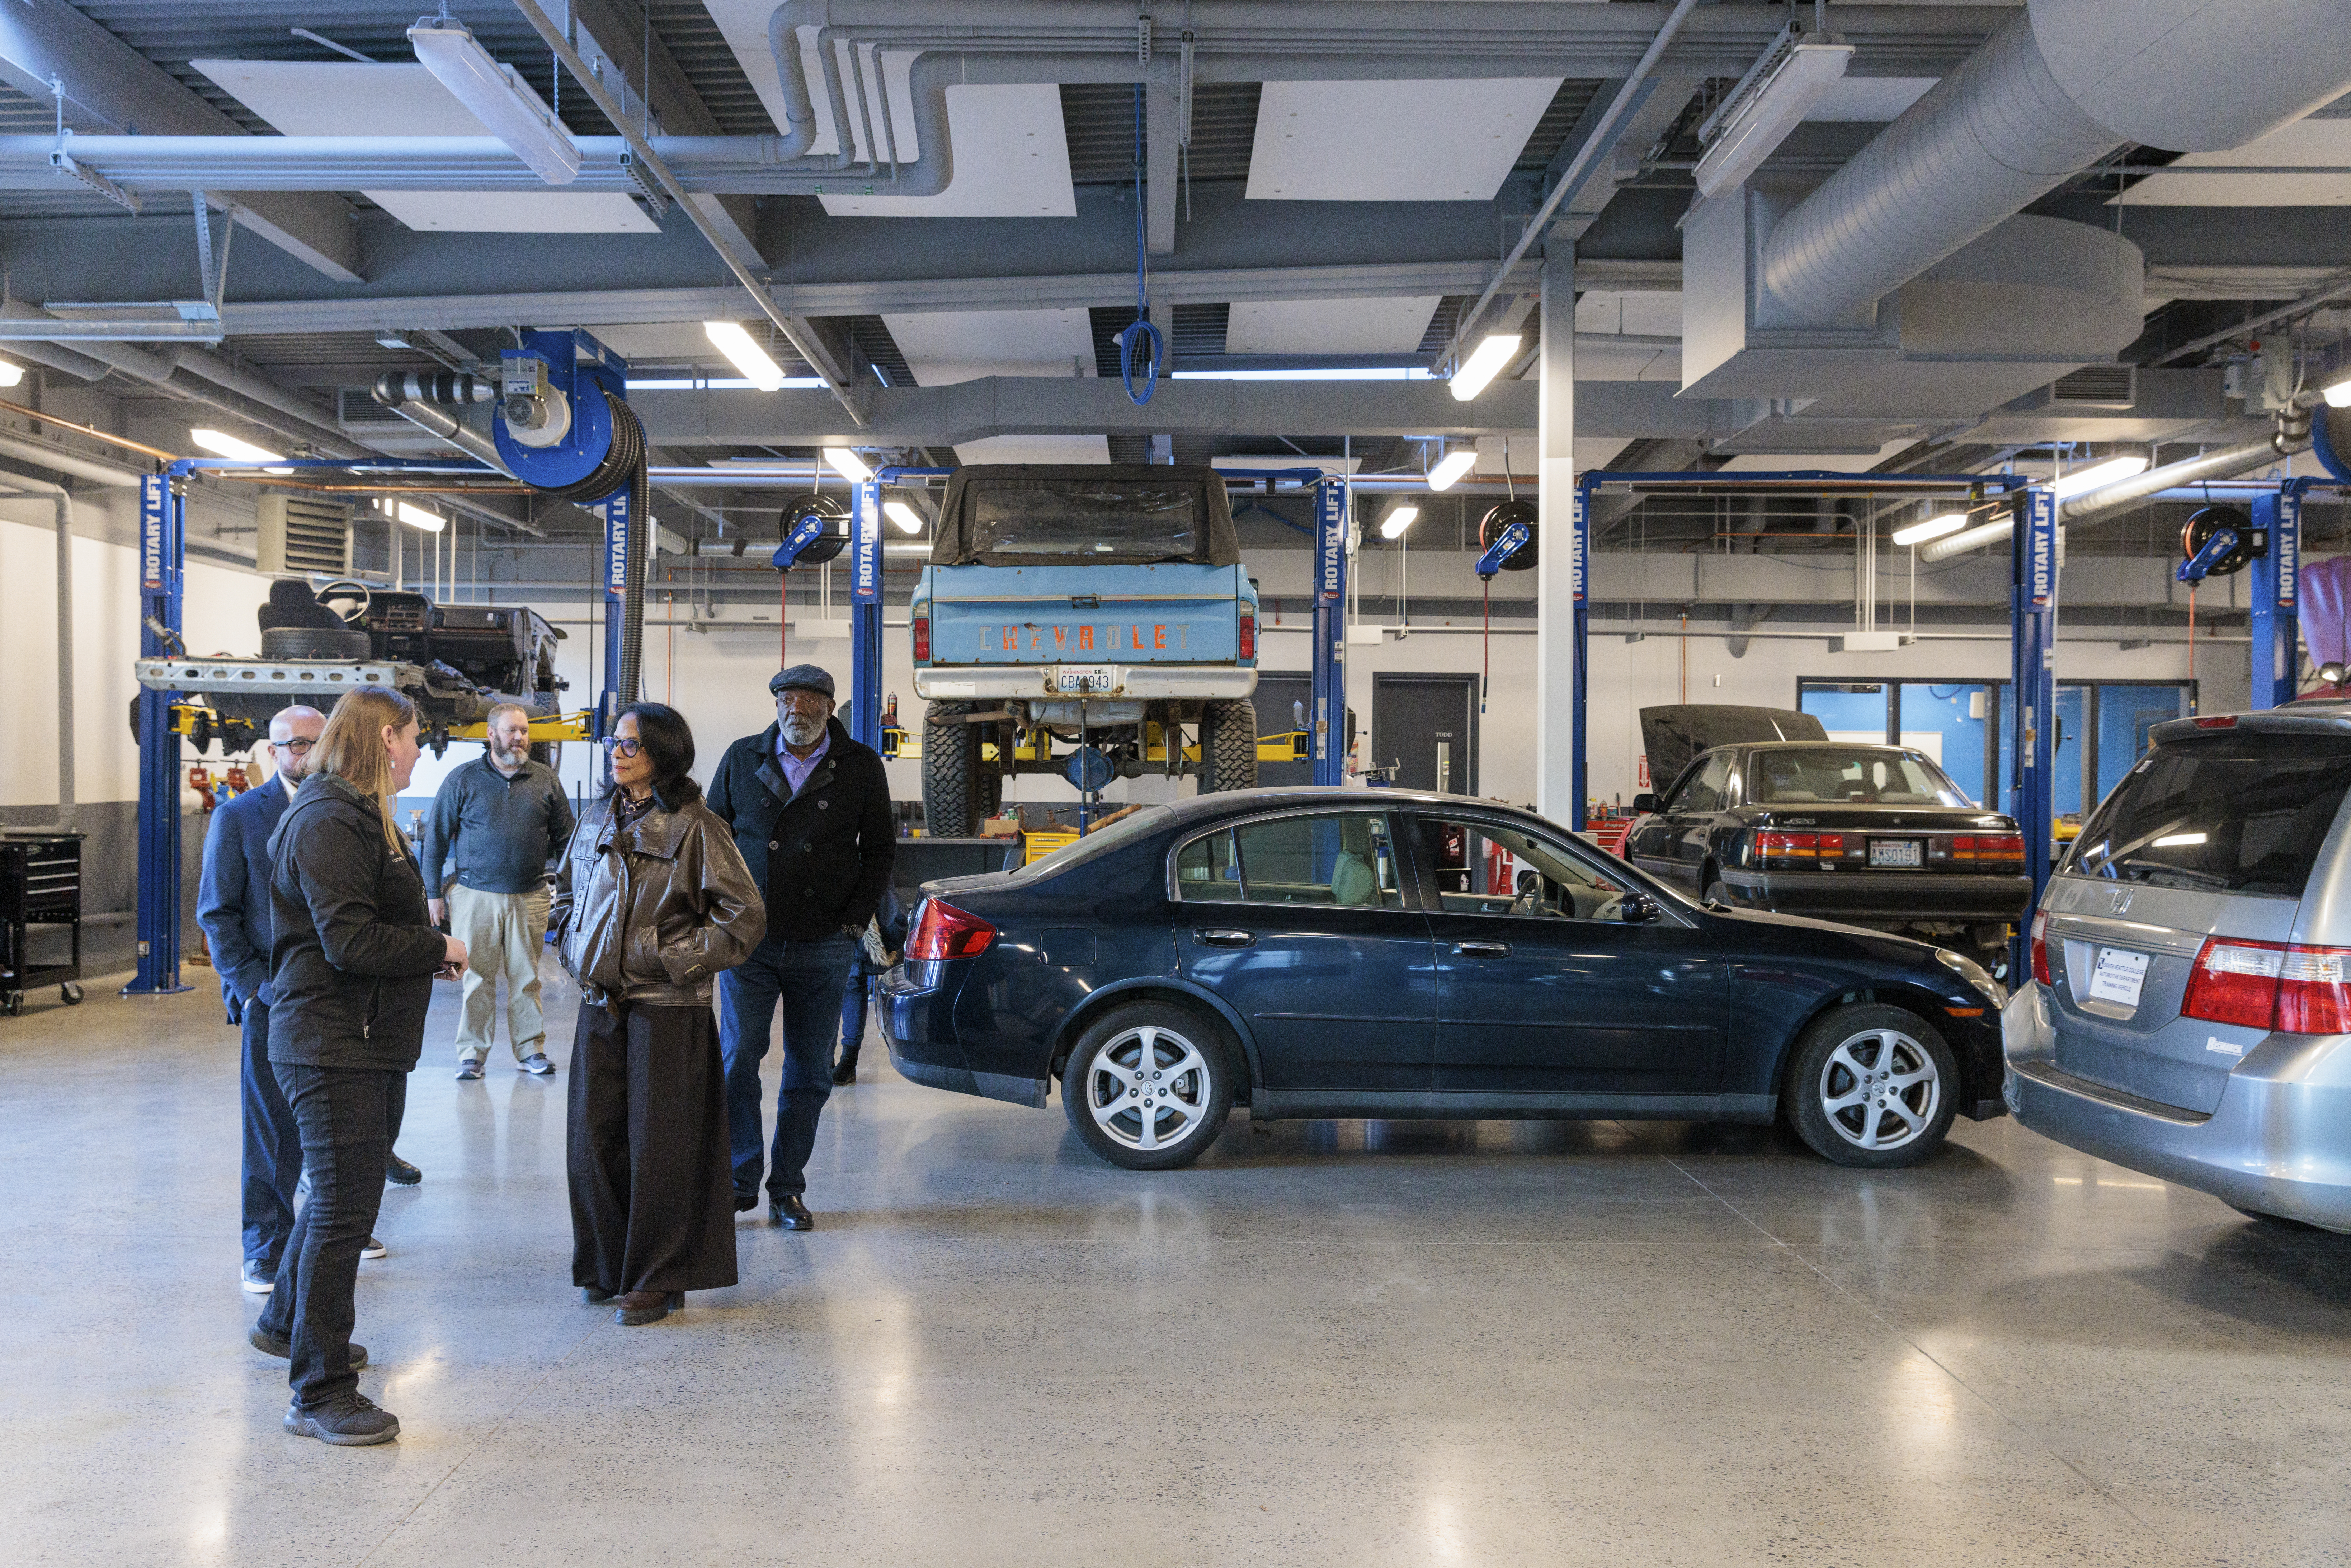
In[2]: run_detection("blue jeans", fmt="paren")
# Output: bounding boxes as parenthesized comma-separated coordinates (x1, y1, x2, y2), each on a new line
(718, 934, 854, 1200)
(256, 1063, 394, 1411)
(837, 964, 875, 1065)
(239, 998, 301, 1271)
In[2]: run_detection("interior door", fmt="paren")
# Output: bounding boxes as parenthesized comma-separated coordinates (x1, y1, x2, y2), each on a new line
(1406, 811, 1728, 1096)
(1170, 809, 1432, 1089)
(1372, 674, 1478, 795)
(1251, 673, 1314, 788)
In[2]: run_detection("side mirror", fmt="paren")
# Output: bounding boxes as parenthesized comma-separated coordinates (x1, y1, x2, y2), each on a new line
(1619, 893, 1660, 924)
(1632, 792, 1657, 814)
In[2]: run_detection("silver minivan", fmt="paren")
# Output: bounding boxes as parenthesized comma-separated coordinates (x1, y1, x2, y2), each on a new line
(2003, 706, 2351, 1232)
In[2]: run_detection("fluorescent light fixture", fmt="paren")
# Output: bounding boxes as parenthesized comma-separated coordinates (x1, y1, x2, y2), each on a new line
(1379, 503, 1419, 540)
(703, 322, 788, 392)
(883, 499, 925, 535)
(2324, 374, 2351, 409)
(1449, 334, 1521, 401)
(1694, 30, 1855, 198)
(2050, 455, 2149, 499)
(0, 357, 23, 388)
(1426, 449, 1477, 491)
(624, 377, 826, 391)
(2152, 832, 2209, 848)
(190, 428, 284, 463)
(823, 447, 873, 484)
(393, 500, 445, 533)
(1890, 512, 1967, 547)
(1172, 367, 1434, 382)
(409, 19, 581, 185)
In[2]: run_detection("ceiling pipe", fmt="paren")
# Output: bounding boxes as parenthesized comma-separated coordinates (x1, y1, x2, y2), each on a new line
(1754, 0, 2351, 325)
(0, 425, 148, 487)
(370, 374, 518, 480)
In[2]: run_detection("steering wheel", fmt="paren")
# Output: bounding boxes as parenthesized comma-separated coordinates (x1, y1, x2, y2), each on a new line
(315, 579, 374, 627)
(1508, 874, 1544, 917)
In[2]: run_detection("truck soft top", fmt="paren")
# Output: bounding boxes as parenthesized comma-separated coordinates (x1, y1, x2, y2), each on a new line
(928, 464, 1242, 568)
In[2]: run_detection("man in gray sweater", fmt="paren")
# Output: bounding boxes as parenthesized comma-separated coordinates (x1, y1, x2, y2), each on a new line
(421, 704, 577, 1080)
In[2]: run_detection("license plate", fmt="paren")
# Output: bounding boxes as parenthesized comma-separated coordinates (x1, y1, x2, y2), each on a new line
(1052, 664, 1117, 694)
(2087, 947, 2150, 1007)
(1869, 838, 1923, 868)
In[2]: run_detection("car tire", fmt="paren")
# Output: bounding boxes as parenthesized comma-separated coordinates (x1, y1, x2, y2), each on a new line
(259, 626, 372, 660)
(1061, 1002, 1233, 1171)
(1200, 698, 1257, 794)
(923, 701, 978, 837)
(1784, 1003, 1958, 1168)
(2232, 1207, 2323, 1232)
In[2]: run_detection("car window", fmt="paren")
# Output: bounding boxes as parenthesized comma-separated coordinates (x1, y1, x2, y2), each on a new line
(2066, 731, 2351, 896)
(1174, 813, 1403, 907)
(1668, 753, 1733, 813)
(1416, 815, 1633, 920)
(1747, 748, 1966, 806)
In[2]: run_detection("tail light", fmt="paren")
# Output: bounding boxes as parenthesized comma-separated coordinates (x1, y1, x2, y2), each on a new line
(912, 612, 932, 662)
(1953, 834, 2025, 862)
(1757, 831, 1817, 866)
(2192, 715, 2237, 729)
(2182, 937, 2351, 1033)
(2030, 909, 2051, 987)
(906, 898, 995, 961)
(1238, 612, 1256, 661)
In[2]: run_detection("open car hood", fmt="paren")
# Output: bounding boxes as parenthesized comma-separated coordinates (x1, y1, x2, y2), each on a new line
(1640, 705, 1827, 785)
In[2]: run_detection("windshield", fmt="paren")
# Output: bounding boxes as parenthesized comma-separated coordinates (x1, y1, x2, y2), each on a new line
(1747, 748, 1967, 806)
(966, 480, 1204, 563)
(1010, 804, 1177, 877)
(2065, 732, 2351, 896)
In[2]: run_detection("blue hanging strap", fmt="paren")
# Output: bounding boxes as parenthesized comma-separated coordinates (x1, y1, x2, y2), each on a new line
(1115, 83, 1161, 406)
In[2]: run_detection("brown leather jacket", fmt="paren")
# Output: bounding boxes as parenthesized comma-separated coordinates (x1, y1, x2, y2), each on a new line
(553, 787, 765, 1007)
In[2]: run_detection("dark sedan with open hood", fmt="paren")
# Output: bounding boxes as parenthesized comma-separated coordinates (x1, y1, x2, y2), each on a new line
(1622, 706, 2031, 972)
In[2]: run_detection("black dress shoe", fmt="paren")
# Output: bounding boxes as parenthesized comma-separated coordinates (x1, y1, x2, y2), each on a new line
(771, 1195, 814, 1230)
(581, 1285, 615, 1305)
(386, 1152, 422, 1186)
(613, 1290, 683, 1326)
(830, 1053, 858, 1086)
(733, 1191, 759, 1214)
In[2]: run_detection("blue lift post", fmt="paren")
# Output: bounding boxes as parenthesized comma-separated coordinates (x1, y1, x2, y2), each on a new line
(1310, 474, 1349, 787)
(598, 487, 637, 741)
(859, 467, 952, 751)
(2010, 485, 2059, 981)
(2247, 481, 2304, 710)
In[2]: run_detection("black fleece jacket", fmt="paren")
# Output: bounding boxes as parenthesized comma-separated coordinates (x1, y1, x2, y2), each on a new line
(265, 773, 449, 1071)
(706, 716, 896, 943)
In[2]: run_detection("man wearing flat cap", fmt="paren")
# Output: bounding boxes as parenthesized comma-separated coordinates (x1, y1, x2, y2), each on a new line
(707, 664, 896, 1229)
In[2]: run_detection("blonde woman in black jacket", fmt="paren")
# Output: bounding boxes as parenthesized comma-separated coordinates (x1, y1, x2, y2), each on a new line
(254, 686, 464, 1446)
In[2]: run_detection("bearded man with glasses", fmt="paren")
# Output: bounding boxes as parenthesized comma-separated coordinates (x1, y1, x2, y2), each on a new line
(198, 705, 327, 1295)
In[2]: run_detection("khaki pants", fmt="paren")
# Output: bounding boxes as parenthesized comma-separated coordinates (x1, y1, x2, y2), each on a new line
(447, 884, 551, 1064)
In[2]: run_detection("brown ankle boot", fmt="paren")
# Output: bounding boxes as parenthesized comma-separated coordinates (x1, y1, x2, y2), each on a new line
(613, 1290, 680, 1326)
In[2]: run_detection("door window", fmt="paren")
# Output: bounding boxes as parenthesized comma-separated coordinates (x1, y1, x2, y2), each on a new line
(1174, 814, 1403, 907)
(1666, 753, 1733, 814)
(1414, 816, 1636, 921)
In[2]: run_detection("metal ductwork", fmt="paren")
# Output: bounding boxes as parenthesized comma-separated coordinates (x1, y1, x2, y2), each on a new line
(371, 374, 518, 479)
(1755, 0, 2351, 325)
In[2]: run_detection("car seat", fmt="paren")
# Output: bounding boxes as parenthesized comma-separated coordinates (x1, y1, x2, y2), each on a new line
(1330, 851, 1377, 906)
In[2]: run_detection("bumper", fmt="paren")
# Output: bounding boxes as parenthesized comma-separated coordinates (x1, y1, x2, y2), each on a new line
(877, 963, 1047, 1109)
(1719, 868, 2029, 925)
(913, 664, 1259, 701)
(2002, 985, 2351, 1232)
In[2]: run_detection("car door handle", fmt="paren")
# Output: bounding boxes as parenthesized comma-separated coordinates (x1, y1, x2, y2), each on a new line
(1452, 940, 1512, 958)
(1195, 928, 1257, 948)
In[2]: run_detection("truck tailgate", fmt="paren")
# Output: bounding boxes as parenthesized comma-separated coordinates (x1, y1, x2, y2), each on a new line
(924, 563, 1247, 664)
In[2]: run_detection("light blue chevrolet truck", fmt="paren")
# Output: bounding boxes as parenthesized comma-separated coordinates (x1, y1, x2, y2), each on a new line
(911, 465, 1261, 835)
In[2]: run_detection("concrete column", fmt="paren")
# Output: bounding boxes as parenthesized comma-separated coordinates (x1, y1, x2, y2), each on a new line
(1535, 238, 1578, 821)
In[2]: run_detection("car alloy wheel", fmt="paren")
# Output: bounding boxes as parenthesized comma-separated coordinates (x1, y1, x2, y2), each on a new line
(1061, 1002, 1234, 1170)
(1785, 1002, 1958, 1168)
(1817, 1027, 1941, 1153)
(1088, 1025, 1212, 1153)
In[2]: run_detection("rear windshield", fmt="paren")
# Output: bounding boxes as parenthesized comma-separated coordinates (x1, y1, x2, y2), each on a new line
(1746, 748, 1967, 806)
(966, 480, 1203, 563)
(2064, 732, 2351, 896)
(1009, 805, 1176, 877)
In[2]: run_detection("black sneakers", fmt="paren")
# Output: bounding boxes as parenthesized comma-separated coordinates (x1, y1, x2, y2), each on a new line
(250, 1325, 367, 1368)
(284, 1393, 400, 1446)
(386, 1152, 422, 1186)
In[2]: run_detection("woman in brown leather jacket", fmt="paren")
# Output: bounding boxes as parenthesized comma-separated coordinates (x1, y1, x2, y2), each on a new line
(555, 702, 765, 1325)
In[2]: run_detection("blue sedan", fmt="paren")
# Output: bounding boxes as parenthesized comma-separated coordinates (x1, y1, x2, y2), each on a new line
(880, 788, 2011, 1171)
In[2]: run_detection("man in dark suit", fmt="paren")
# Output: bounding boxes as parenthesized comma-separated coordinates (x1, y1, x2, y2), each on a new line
(197, 704, 324, 1295)
(707, 664, 896, 1230)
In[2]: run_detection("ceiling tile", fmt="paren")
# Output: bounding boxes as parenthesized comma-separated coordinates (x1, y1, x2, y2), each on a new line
(953, 435, 1113, 464)
(1245, 78, 1562, 201)
(2111, 118, 2351, 207)
(882, 309, 1098, 385)
(1224, 296, 1443, 355)
(819, 84, 1075, 217)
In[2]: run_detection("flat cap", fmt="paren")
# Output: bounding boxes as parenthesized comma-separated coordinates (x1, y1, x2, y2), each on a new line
(770, 663, 837, 698)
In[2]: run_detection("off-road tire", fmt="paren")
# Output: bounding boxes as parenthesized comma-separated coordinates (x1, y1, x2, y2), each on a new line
(1200, 698, 1257, 794)
(1061, 1002, 1234, 1170)
(924, 701, 979, 838)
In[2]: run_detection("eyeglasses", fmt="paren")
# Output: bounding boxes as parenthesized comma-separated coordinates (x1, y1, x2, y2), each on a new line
(600, 737, 644, 758)
(272, 738, 316, 754)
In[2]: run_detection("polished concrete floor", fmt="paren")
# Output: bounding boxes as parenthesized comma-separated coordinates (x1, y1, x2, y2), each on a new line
(5, 967, 2350, 1568)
